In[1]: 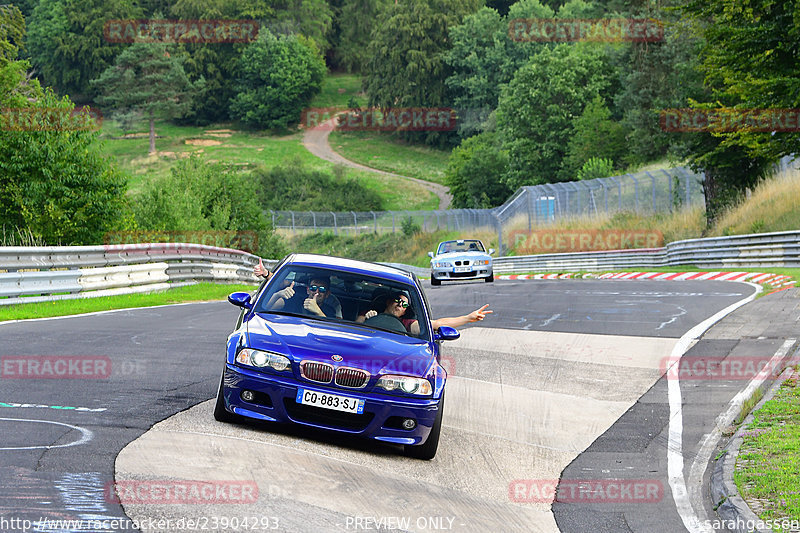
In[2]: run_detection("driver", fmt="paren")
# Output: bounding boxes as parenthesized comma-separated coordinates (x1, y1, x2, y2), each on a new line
(267, 276, 343, 319)
(358, 292, 491, 334)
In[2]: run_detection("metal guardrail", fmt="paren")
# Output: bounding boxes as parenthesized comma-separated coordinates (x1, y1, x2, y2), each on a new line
(2, 230, 798, 306)
(493, 230, 800, 273)
(0, 243, 272, 307)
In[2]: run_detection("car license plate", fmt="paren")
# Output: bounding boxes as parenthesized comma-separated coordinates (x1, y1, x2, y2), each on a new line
(296, 388, 364, 414)
(454, 267, 471, 272)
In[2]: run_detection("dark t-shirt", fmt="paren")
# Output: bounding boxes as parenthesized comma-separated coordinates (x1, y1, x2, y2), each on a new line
(284, 292, 339, 318)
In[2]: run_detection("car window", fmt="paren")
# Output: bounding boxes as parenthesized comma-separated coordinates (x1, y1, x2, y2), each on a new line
(437, 240, 484, 254)
(253, 265, 431, 341)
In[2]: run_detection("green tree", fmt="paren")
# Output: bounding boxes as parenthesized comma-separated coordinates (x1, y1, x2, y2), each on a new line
(562, 96, 627, 178)
(445, 132, 512, 208)
(230, 30, 325, 130)
(27, 0, 142, 100)
(496, 43, 611, 189)
(92, 41, 201, 154)
(678, 0, 799, 225)
(335, 0, 391, 73)
(362, 0, 481, 144)
(0, 4, 25, 60)
(0, 59, 129, 245)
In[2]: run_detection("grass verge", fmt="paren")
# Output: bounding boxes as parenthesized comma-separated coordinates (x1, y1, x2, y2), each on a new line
(734, 366, 800, 528)
(0, 283, 257, 321)
(328, 130, 450, 184)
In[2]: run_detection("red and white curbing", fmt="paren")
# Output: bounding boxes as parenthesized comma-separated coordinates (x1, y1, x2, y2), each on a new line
(498, 271, 796, 288)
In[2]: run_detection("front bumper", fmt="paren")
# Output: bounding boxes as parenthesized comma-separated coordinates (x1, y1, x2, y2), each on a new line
(220, 364, 442, 445)
(430, 267, 493, 281)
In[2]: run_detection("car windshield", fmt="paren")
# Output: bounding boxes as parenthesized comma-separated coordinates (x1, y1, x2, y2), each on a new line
(437, 240, 485, 254)
(253, 265, 431, 341)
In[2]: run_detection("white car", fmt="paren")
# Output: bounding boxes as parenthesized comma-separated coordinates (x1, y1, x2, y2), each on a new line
(428, 239, 494, 286)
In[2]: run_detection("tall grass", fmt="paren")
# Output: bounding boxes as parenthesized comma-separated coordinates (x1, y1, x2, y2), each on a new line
(711, 167, 800, 236)
(1, 226, 46, 247)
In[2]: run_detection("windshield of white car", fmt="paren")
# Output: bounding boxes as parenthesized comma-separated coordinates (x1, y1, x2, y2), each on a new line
(437, 240, 485, 254)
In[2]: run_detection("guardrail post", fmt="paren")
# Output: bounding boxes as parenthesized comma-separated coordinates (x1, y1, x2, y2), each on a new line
(291, 211, 296, 231)
(310, 211, 316, 231)
(392, 213, 396, 233)
(331, 212, 337, 235)
(351, 211, 357, 235)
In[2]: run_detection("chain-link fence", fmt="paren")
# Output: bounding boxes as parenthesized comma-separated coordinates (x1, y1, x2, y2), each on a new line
(270, 166, 711, 252)
(269, 158, 798, 255)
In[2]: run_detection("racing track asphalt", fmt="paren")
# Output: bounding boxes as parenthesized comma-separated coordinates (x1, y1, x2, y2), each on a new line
(0, 279, 773, 532)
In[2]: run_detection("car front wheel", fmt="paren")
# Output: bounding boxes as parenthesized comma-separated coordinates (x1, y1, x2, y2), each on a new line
(213, 370, 240, 423)
(485, 274, 494, 282)
(404, 392, 444, 460)
(430, 275, 441, 286)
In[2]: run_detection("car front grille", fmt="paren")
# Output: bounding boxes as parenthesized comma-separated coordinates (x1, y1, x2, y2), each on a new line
(334, 367, 370, 389)
(300, 361, 334, 383)
(454, 260, 471, 266)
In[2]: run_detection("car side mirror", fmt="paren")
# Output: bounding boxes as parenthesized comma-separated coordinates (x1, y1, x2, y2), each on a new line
(434, 326, 460, 341)
(488, 248, 495, 255)
(428, 251, 434, 258)
(227, 292, 252, 309)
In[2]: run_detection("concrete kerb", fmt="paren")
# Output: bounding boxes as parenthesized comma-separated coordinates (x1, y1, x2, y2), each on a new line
(710, 361, 800, 533)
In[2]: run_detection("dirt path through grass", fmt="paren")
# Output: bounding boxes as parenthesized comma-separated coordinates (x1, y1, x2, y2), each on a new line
(302, 115, 452, 210)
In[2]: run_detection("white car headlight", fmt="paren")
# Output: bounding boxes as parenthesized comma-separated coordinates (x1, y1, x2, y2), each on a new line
(433, 261, 452, 268)
(376, 375, 433, 396)
(474, 259, 490, 266)
(236, 348, 290, 371)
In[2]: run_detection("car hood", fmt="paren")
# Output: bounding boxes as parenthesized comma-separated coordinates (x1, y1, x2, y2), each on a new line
(246, 313, 436, 377)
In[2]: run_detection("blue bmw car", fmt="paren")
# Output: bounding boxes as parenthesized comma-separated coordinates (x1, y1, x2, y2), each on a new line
(214, 254, 459, 459)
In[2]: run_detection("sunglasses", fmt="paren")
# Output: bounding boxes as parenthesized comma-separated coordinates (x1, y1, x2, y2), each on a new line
(394, 298, 409, 308)
(308, 285, 328, 293)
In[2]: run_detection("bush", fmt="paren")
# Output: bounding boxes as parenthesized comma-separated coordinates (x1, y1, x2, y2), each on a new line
(252, 161, 383, 212)
(131, 155, 286, 258)
(445, 131, 512, 208)
(577, 157, 614, 181)
(401, 216, 421, 236)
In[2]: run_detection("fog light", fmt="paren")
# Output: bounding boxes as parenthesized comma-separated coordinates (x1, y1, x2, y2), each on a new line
(241, 390, 255, 402)
(402, 418, 417, 430)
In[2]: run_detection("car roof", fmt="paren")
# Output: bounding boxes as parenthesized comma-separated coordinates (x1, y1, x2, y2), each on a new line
(285, 253, 415, 284)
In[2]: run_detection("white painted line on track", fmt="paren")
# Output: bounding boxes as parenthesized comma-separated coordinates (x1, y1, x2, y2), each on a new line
(665, 282, 761, 533)
(0, 417, 93, 450)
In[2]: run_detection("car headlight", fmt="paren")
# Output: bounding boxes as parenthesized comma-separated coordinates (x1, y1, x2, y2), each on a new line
(433, 261, 452, 268)
(376, 375, 433, 396)
(474, 259, 490, 266)
(236, 348, 290, 372)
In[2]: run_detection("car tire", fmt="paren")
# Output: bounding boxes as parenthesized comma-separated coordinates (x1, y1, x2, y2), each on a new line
(404, 391, 444, 460)
(485, 274, 494, 282)
(430, 275, 441, 286)
(213, 370, 240, 423)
